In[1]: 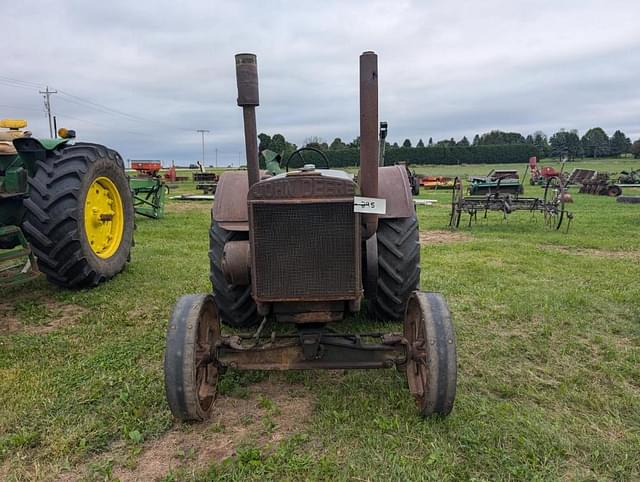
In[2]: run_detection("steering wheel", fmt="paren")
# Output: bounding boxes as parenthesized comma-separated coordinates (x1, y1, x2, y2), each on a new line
(284, 147, 330, 172)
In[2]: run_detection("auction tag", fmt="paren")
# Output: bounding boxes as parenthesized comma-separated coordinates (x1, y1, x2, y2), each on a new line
(353, 196, 386, 214)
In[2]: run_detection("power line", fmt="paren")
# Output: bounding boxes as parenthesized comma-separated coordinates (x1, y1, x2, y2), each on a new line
(0, 75, 198, 132)
(39, 86, 57, 137)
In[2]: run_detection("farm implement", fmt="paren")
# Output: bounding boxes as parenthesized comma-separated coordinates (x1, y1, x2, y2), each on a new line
(163, 51, 457, 422)
(572, 169, 640, 197)
(193, 172, 219, 195)
(0, 119, 134, 288)
(420, 175, 455, 190)
(468, 169, 523, 195)
(529, 157, 563, 186)
(129, 161, 167, 219)
(449, 175, 573, 231)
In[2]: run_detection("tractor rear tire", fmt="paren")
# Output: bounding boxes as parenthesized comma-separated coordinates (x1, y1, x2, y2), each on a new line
(369, 215, 421, 321)
(22, 143, 134, 288)
(209, 221, 259, 328)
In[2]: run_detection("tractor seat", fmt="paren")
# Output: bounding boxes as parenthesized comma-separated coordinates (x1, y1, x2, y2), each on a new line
(0, 141, 17, 155)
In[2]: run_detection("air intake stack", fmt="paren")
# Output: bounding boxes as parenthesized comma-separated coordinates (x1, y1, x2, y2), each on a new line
(235, 53, 260, 187)
(359, 51, 379, 238)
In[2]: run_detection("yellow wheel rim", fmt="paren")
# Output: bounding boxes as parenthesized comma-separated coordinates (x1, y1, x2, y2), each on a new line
(83, 176, 124, 259)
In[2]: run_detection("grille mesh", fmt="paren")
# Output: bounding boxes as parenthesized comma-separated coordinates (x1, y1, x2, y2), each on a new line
(252, 202, 357, 300)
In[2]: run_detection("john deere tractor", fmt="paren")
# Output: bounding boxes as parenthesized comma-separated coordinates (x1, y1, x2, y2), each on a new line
(0, 119, 134, 288)
(163, 52, 457, 422)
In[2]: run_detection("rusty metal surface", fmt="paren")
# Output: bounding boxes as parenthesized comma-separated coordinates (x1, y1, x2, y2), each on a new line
(359, 51, 379, 238)
(275, 311, 344, 323)
(568, 168, 596, 185)
(249, 198, 361, 302)
(212, 171, 249, 226)
(235, 53, 260, 187)
(235, 53, 259, 106)
(273, 301, 347, 323)
(222, 240, 250, 285)
(217, 330, 407, 370)
(378, 165, 414, 218)
(248, 175, 356, 201)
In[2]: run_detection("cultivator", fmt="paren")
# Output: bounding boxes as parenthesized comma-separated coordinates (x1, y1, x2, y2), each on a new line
(129, 161, 167, 219)
(449, 176, 573, 231)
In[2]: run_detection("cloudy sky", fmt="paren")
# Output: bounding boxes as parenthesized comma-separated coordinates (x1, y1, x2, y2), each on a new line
(4, 0, 639, 165)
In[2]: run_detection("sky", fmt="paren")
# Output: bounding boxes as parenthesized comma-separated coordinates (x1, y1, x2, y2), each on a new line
(3, 0, 639, 166)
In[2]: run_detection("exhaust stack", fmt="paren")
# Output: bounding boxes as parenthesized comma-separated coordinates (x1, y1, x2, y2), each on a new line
(235, 53, 260, 187)
(359, 51, 379, 237)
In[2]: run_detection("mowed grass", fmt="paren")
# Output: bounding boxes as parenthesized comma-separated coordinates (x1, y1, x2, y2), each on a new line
(1, 159, 639, 481)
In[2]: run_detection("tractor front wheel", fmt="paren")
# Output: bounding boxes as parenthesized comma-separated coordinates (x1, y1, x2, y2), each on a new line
(164, 294, 220, 421)
(22, 143, 134, 287)
(404, 291, 457, 417)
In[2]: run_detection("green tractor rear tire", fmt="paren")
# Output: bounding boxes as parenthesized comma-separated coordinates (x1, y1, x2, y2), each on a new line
(21, 143, 134, 287)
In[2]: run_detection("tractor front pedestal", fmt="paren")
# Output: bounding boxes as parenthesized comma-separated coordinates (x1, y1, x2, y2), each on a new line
(164, 292, 457, 422)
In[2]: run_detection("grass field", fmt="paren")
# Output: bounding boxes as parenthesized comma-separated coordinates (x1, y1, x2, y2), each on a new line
(1, 158, 639, 481)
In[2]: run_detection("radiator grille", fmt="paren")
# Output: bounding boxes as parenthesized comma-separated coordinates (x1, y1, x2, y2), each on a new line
(251, 202, 358, 301)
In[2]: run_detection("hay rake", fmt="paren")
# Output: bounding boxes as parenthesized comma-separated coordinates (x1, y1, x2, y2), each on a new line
(449, 176, 573, 231)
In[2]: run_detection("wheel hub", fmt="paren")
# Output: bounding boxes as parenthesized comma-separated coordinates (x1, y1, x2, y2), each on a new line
(84, 176, 124, 258)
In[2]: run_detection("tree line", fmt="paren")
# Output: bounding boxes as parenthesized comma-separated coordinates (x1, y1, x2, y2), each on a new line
(257, 128, 640, 167)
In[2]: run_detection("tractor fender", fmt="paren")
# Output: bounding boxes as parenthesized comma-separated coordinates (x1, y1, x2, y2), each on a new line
(378, 165, 414, 218)
(212, 171, 250, 231)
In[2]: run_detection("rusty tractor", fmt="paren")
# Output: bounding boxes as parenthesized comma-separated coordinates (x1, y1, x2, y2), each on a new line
(163, 52, 457, 421)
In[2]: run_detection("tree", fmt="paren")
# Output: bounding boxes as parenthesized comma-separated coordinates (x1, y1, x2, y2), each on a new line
(269, 134, 286, 154)
(477, 130, 525, 145)
(457, 136, 470, 146)
(303, 136, 328, 150)
(402, 139, 412, 148)
(532, 131, 549, 158)
(525, 134, 534, 144)
(566, 130, 582, 160)
(581, 127, 610, 158)
(549, 130, 569, 159)
(436, 139, 454, 147)
(609, 130, 631, 157)
(416, 138, 425, 148)
(349, 136, 360, 148)
(428, 137, 433, 147)
(258, 133, 272, 152)
(630, 139, 640, 159)
(392, 142, 399, 149)
(329, 138, 347, 150)
(472, 134, 480, 146)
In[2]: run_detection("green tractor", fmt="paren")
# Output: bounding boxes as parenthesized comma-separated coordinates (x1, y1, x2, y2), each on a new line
(0, 119, 134, 288)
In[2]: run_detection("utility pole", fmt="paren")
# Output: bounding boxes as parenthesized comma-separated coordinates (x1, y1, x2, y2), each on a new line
(196, 129, 210, 165)
(39, 86, 57, 138)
